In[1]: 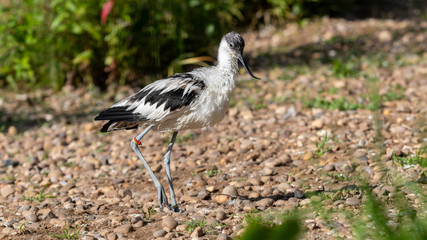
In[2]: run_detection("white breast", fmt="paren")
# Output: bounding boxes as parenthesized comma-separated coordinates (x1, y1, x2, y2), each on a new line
(155, 67, 237, 132)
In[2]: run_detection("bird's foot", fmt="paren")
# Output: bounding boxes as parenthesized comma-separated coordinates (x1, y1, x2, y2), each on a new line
(170, 204, 184, 213)
(157, 186, 169, 209)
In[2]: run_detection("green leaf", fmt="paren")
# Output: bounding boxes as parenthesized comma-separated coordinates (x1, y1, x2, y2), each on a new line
(72, 49, 93, 65)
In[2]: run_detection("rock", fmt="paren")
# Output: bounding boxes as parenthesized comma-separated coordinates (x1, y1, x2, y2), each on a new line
(26, 214, 39, 222)
(323, 163, 335, 172)
(294, 189, 305, 199)
(277, 182, 291, 192)
(104, 190, 118, 198)
(162, 216, 178, 231)
(345, 197, 360, 206)
(243, 201, 256, 212)
(82, 236, 96, 240)
(249, 178, 262, 186)
(222, 186, 238, 197)
(41, 210, 57, 220)
(311, 119, 323, 129)
(114, 223, 132, 234)
(310, 196, 323, 203)
(106, 232, 117, 240)
(377, 30, 392, 42)
(132, 221, 143, 228)
(176, 224, 187, 232)
(206, 186, 216, 192)
(2, 227, 15, 235)
(48, 164, 64, 182)
(8, 126, 18, 136)
(275, 106, 287, 115)
(361, 166, 374, 175)
(1, 185, 15, 198)
(241, 110, 253, 120)
(206, 218, 218, 226)
(216, 210, 227, 220)
(300, 198, 311, 206)
(234, 181, 250, 188)
(263, 167, 274, 176)
(2, 159, 19, 167)
(214, 195, 231, 204)
(217, 233, 231, 240)
(417, 172, 427, 184)
(197, 189, 210, 200)
(153, 229, 167, 238)
(190, 227, 203, 238)
(248, 192, 260, 199)
(335, 161, 354, 173)
(303, 152, 313, 161)
(255, 198, 274, 208)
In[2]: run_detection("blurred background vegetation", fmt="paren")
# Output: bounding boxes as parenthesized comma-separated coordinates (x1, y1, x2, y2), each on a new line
(0, 0, 426, 91)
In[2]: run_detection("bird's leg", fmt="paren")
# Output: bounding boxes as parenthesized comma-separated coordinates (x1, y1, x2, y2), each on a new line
(131, 125, 169, 209)
(163, 132, 183, 212)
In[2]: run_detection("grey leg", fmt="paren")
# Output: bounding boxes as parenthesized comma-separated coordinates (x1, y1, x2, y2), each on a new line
(163, 132, 183, 212)
(131, 125, 169, 209)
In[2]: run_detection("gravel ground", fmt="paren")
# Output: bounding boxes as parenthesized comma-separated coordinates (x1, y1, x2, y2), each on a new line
(0, 18, 426, 239)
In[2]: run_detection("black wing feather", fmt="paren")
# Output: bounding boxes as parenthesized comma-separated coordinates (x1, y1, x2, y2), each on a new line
(94, 73, 205, 132)
(94, 106, 145, 122)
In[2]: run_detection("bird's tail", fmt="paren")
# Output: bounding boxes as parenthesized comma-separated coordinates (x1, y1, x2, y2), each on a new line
(94, 106, 146, 132)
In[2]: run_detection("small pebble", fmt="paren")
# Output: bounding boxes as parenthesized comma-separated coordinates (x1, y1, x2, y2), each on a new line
(153, 229, 167, 238)
(222, 186, 238, 197)
(217, 233, 231, 240)
(248, 192, 260, 199)
(190, 227, 203, 238)
(216, 210, 227, 220)
(294, 189, 305, 199)
(311, 119, 323, 129)
(8, 126, 18, 136)
(162, 216, 178, 231)
(106, 232, 117, 240)
(256, 198, 274, 208)
(303, 152, 313, 161)
(1, 185, 15, 198)
(26, 214, 39, 222)
(323, 163, 335, 172)
(263, 167, 274, 176)
(214, 195, 231, 204)
(114, 223, 132, 234)
(345, 197, 360, 206)
(2, 159, 19, 167)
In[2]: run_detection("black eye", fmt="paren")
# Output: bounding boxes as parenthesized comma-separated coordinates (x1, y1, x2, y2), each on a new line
(229, 43, 234, 48)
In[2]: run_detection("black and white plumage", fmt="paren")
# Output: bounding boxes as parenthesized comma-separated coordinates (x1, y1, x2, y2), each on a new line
(94, 31, 259, 212)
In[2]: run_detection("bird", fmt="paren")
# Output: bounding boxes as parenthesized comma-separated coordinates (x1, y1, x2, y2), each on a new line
(94, 31, 259, 212)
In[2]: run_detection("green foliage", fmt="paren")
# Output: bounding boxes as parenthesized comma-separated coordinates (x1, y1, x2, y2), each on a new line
(303, 96, 363, 111)
(325, 172, 349, 182)
(206, 168, 222, 177)
(185, 219, 206, 233)
(266, 0, 306, 23)
(0, 0, 244, 91)
(141, 205, 156, 220)
(353, 192, 426, 240)
(21, 185, 56, 202)
(392, 146, 427, 169)
(239, 216, 302, 240)
(366, 76, 382, 111)
(381, 84, 405, 102)
(45, 222, 86, 240)
(314, 134, 334, 157)
(175, 132, 195, 144)
(331, 58, 361, 78)
(2, 1, 387, 91)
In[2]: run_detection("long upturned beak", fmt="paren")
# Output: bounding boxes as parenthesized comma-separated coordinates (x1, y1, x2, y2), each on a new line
(238, 53, 260, 79)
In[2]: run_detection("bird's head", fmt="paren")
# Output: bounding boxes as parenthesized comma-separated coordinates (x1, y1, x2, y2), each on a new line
(220, 32, 260, 79)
